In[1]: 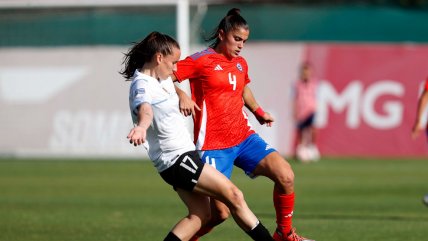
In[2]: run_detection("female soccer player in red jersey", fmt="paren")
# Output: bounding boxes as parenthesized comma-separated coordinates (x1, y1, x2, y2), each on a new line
(122, 31, 274, 241)
(173, 8, 314, 241)
(412, 78, 428, 140)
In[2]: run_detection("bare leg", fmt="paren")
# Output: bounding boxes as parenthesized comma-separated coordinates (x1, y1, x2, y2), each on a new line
(191, 164, 274, 241)
(169, 189, 210, 241)
(193, 164, 258, 230)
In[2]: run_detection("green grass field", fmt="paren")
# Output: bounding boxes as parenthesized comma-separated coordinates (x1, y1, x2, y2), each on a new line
(1, 157, 427, 241)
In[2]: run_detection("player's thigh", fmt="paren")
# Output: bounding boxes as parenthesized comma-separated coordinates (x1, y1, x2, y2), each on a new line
(176, 188, 210, 217)
(253, 151, 294, 184)
(235, 134, 276, 177)
(194, 164, 241, 205)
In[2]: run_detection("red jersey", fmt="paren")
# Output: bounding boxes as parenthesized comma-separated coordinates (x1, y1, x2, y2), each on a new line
(175, 48, 255, 150)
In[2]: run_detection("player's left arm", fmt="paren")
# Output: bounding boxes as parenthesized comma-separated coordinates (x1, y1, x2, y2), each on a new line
(243, 85, 274, 127)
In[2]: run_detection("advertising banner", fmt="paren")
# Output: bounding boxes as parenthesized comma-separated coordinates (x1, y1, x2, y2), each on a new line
(305, 44, 428, 157)
(1, 43, 427, 158)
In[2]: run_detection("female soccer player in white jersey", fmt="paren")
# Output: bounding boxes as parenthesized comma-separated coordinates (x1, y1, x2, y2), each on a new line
(120, 31, 274, 241)
(173, 9, 314, 241)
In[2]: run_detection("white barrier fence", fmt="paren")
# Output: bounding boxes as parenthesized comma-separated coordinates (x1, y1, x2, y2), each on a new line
(0, 43, 301, 158)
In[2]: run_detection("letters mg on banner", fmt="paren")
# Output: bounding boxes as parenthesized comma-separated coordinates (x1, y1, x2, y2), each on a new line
(306, 44, 428, 157)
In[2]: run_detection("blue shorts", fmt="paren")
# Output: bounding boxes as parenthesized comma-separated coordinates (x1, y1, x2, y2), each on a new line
(199, 134, 276, 178)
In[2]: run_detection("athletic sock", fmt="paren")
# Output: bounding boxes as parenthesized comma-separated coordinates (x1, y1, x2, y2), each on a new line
(273, 190, 295, 235)
(163, 232, 181, 241)
(246, 221, 275, 241)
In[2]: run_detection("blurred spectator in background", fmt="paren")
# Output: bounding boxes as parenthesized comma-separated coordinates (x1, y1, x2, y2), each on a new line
(411, 77, 428, 141)
(293, 62, 320, 163)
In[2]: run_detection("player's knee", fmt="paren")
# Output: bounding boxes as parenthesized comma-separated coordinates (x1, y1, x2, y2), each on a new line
(214, 200, 232, 222)
(217, 207, 230, 221)
(275, 162, 295, 190)
(225, 186, 246, 212)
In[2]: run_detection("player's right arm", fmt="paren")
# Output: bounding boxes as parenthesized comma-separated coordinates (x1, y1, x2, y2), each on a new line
(412, 88, 428, 139)
(128, 103, 153, 146)
(243, 86, 274, 127)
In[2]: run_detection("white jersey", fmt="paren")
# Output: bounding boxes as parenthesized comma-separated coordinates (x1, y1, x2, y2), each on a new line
(129, 70, 195, 172)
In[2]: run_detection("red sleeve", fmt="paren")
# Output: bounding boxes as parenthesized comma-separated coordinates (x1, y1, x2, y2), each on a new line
(425, 78, 428, 91)
(174, 56, 198, 83)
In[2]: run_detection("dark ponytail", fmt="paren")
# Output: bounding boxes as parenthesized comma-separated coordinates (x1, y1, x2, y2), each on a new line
(206, 8, 249, 49)
(120, 31, 180, 80)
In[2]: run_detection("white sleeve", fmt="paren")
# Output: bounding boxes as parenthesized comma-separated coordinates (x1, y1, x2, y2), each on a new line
(130, 79, 152, 115)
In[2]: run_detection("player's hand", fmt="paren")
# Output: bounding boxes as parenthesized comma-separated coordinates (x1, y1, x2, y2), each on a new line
(256, 112, 274, 127)
(411, 122, 423, 139)
(127, 126, 147, 146)
(178, 92, 200, 116)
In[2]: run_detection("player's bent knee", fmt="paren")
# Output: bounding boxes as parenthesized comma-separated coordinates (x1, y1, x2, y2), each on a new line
(274, 174, 294, 193)
(225, 186, 246, 211)
(278, 170, 295, 187)
(272, 159, 295, 189)
(213, 201, 231, 221)
(216, 208, 230, 221)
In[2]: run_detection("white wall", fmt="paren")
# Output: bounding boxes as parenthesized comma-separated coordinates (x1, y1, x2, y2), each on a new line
(0, 43, 305, 158)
